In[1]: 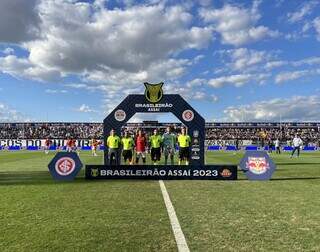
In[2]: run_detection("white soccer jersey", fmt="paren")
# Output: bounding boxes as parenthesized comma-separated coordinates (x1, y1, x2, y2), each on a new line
(292, 137, 302, 147)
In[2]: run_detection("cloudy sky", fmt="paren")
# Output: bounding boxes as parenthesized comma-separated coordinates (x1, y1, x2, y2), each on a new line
(0, 0, 320, 122)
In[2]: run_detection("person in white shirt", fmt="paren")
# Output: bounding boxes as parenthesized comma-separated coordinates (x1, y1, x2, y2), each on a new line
(274, 138, 281, 154)
(291, 134, 303, 158)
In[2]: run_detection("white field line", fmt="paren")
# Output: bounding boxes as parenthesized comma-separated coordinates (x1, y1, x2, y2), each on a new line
(159, 180, 190, 252)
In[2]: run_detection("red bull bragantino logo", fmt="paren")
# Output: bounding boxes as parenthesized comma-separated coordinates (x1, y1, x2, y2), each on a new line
(246, 157, 269, 175)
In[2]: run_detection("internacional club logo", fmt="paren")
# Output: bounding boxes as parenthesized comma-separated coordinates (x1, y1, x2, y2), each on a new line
(182, 109, 194, 122)
(144, 82, 163, 103)
(48, 152, 83, 181)
(114, 109, 126, 121)
(55, 157, 76, 176)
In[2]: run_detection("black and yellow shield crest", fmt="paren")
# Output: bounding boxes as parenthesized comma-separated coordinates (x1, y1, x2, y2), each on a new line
(144, 82, 163, 103)
(91, 168, 99, 177)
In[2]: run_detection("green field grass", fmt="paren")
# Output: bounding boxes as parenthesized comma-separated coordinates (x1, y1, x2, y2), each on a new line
(0, 150, 320, 251)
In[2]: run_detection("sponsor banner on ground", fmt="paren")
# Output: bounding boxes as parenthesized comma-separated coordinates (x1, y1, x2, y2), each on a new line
(85, 165, 238, 180)
(48, 152, 83, 181)
(239, 151, 276, 180)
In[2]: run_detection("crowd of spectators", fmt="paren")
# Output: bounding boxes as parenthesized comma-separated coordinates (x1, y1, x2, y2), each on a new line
(1, 123, 320, 145)
(206, 126, 320, 143)
(0, 123, 103, 139)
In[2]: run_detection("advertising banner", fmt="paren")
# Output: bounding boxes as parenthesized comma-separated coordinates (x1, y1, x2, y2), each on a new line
(86, 165, 238, 180)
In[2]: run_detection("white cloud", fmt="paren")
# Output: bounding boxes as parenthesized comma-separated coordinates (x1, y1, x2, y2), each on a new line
(0, 0, 214, 116)
(208, 73, 269, 88)
(211, 94, 219, 102)
(198, 0, 212, 7)
(199, 1, 279, 46)
(223, 95, 320, 122)
(193, 54, 205, 64)
(164, 82, 219, 103)
(263, 56, 320, 71)
(2, 48, 14, 55)
(127, 113, 160, 123)
(275, 70, 312, 84)
(0, 102, 30, 122)
(314, 17, 320, 41)
(0, 55, 61, 82)
(20, 1, 212, 79)
(287, 1, 318, 23)
(65, 83, 88, 89)
(0, 0, 40, 43)
(186, 78, 207, 87)
(292, 56, 320, 66)
(220, 48, 275, 71)
(45, 89, 68, 94)
(76, 104, 96, 113)
(302, 22, 312, 33)
(264, 60, 287, 70)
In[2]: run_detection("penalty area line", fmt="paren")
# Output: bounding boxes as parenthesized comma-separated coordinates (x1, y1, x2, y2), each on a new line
(159, 180, 190, 252)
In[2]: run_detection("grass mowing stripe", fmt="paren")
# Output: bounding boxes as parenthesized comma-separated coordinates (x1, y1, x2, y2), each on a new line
(159, 180, 190, 252)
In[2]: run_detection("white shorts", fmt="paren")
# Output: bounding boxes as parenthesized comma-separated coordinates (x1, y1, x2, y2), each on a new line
(136, 151, 146, 158)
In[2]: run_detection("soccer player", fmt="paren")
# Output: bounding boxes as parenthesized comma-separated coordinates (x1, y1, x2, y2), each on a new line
(291, 134, 303, 158)
(135, 129, 147, 164)
(274, 138, 281, 154)
(90, 138, 100, 157)
(44, 138, 52, 154)
(149, 129, 162, 165)
(72, 138, 79, 155)
(121, 131, 134, 165)
(178, 127, 191, 165)
(162, 126, 176, 165)
(107, 129, 121, 165)
(66, 138, 73, 152)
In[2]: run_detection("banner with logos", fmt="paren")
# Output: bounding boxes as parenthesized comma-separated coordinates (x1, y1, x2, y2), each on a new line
(206, 140, 253, 146)
(0, 139, 102, 147)
(86, 165, 237, 180)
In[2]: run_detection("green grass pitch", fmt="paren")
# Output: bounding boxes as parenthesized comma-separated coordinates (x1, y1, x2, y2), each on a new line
(0, 150, 320, 251)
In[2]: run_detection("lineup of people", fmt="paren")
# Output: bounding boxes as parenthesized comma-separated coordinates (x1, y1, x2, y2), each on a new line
(106, 126, 191, 165)
(2, 126, 306, 160)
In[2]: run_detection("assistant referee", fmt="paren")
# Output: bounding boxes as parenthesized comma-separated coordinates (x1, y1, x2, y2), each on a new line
(121, 131, 134, 165)
(178, 127, 191, 165)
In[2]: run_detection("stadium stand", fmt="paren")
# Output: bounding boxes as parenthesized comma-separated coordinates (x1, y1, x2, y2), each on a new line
(1, 122, 320, 149)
